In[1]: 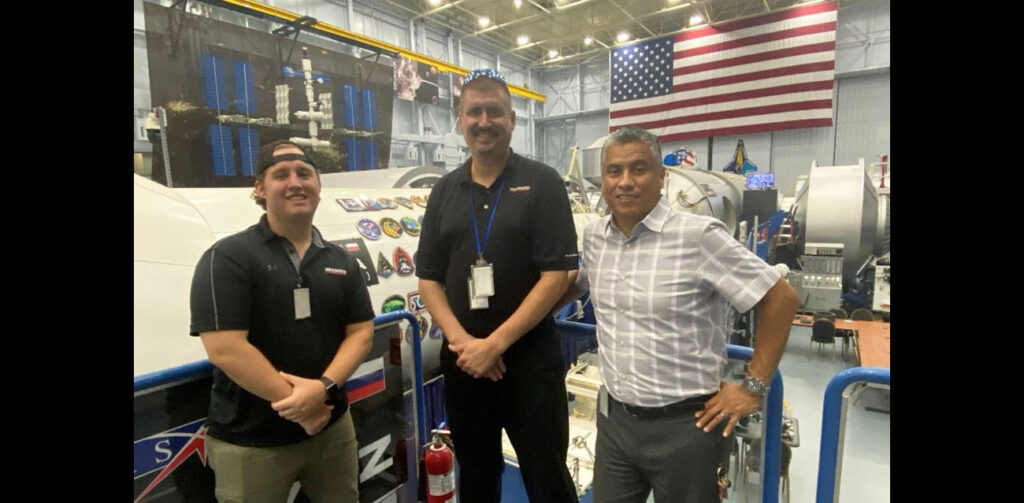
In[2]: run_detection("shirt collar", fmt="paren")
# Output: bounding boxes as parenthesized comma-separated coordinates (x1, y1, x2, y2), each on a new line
(457, 148, 516, 186)
(603, 196, 672, 238)
(256, 213, 325, 248)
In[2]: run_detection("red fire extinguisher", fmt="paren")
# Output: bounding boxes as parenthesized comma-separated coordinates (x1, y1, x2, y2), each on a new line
(424, 429, 456, 503)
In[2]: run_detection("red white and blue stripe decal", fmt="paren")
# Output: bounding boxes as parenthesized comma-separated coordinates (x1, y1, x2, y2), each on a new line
(345, 356, 386, 403)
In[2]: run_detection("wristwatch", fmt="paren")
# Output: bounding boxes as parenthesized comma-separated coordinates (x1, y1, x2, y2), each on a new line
(320, 376, 337, 404)
(742, 375, 770, 397)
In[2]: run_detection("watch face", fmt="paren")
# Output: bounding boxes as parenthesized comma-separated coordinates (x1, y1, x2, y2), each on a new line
(744, 377, 766, 395)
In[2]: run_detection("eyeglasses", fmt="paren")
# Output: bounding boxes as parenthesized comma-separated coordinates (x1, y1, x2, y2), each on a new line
(462, 68, 508, 89)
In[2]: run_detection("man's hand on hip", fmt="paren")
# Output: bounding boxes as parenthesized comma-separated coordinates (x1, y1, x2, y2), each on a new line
(272, 371, 329, 422)
(694, 381, 763, 437)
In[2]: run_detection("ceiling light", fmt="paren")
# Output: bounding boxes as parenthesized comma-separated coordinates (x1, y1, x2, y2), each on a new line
(517, 34, 530, 45)
(514, 0, 522, 8)
(616, 32, 631, 43)
(689, 13, 704, 26)
(478, 16, 490, 27)
(584, 36, 593, 46)
(548, 49, 559, 58)
(428, 0, 442, 6)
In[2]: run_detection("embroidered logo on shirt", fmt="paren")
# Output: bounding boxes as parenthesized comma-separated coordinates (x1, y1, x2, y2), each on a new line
(509, 185, 531, 192)
(324, 267, 348, 276)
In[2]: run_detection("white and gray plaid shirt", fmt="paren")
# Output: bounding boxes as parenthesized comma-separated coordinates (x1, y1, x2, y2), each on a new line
(577, 197, 781, 407)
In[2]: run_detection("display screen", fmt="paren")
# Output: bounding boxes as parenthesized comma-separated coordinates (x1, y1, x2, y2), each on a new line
(746, 172, 775, 189)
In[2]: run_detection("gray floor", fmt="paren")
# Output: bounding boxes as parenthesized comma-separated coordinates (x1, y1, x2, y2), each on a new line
(776, 325, 890, 503)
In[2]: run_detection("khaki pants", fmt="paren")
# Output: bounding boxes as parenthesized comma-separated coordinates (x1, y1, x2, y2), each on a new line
(206, 411, 359, 503)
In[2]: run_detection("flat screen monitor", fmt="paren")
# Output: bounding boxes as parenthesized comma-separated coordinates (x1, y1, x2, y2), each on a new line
(746, 172, 775, 190)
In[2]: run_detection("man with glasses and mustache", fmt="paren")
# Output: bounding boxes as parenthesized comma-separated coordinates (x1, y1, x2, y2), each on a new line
(416, 69, 580, 503)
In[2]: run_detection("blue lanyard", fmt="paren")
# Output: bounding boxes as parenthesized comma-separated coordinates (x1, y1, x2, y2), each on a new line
(469, 177, 506, 259)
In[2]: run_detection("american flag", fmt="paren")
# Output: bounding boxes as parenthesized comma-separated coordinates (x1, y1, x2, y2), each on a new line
(609, 1, 837, 142)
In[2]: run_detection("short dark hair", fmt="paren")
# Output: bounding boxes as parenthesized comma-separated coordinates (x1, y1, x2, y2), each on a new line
(251, 140, 319, 209)
(600, 127, 663, 171)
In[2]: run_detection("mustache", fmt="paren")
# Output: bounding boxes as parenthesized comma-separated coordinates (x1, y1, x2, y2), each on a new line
(470, 126, 497, 135)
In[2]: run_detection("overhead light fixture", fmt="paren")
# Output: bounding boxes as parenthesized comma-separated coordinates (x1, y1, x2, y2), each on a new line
(584, 35, 593, 46)
(428, 0, 442, 6)
(548, 49, 559, 58)
(616, 31, 631, 43)
(514, 0, 522, 8)
(478, 16, 491, 27)
(517, 34, 530, 45)
(689, 13, 704, 26)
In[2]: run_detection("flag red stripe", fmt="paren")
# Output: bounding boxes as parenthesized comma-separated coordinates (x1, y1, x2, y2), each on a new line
(674, 61, 834, 92)
(611, 100, 833, 131)
(674, 41, 836, 76)
(643, 119, 835, 142)
(675, 22, 837, 59)
(677, 1, 837, 41)
(610, 80, 833, 119)
(346, 380, 385, 403)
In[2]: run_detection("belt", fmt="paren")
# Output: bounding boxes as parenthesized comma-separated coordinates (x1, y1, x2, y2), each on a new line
(608, 393, 714, 419)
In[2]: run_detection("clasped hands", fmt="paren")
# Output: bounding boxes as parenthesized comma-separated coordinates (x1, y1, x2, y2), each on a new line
(448, 335, 506, 381)
(271, 372, 334, 436)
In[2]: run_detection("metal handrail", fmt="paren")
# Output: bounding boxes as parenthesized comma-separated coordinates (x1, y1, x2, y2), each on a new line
(815, 367, 890, 503)
(553, 320, 784, 503)
(132, 310, 427, 450)
(728, 344, 785, 503)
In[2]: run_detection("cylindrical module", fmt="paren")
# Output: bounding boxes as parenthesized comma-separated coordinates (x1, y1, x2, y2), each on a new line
(362, 88, 378, 170)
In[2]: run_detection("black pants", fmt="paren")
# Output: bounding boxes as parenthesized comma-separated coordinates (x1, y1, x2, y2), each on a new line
(441, 346, 578, 503)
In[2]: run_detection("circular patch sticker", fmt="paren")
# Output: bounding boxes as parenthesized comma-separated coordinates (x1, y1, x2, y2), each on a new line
(411, 195, 427, 208)
(381, 294, 406, 314)
(429, 322, 444, 340)
(356, 219, 382, 240)
(395, 197, 415, 209)
(394, 247, 415, 276)
(400, 216, 421, 236)
(405, 313, 429, 345)
(379, 217, 404, 239)
(377, 197, 399, 210)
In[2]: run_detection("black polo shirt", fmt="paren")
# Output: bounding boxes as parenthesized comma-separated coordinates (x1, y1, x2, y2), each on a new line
(189, 214, 375, 447)
(416, 150, 579, 366)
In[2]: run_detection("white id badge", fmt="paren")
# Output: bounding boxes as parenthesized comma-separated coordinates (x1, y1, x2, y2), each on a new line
(468, 277, 489, 310)
(471, 262, 495, 297)
(294, 288, 311, 320)
(598, 386, 609, 418)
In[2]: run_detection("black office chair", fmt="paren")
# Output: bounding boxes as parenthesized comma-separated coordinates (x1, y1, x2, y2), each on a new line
(810, 319, 837, 362)
(829, 308, 853, 358)
(850, 308, 875, 321)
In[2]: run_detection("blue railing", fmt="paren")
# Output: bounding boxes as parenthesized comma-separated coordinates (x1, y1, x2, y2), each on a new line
(815, 367, 890, 503)
(132, 311, 428, 449)
(728, 344, 784, 503)
(553, 321, 784, 503)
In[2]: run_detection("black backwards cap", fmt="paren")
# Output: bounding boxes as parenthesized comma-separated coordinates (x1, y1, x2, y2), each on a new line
(255, 139, 318, 176)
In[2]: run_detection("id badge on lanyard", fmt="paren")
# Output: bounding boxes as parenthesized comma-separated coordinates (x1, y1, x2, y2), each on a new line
(468, 178, 505, 310)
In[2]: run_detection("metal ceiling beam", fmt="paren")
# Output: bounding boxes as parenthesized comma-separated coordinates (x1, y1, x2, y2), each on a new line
(198, 0, 546, 101)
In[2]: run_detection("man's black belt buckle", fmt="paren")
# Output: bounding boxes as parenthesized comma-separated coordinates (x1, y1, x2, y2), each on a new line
(613, 394, 713, 419)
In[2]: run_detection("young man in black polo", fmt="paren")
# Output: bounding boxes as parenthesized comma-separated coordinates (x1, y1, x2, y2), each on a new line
(190, 140, 375, 502)
(416, 69, 581, 502)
